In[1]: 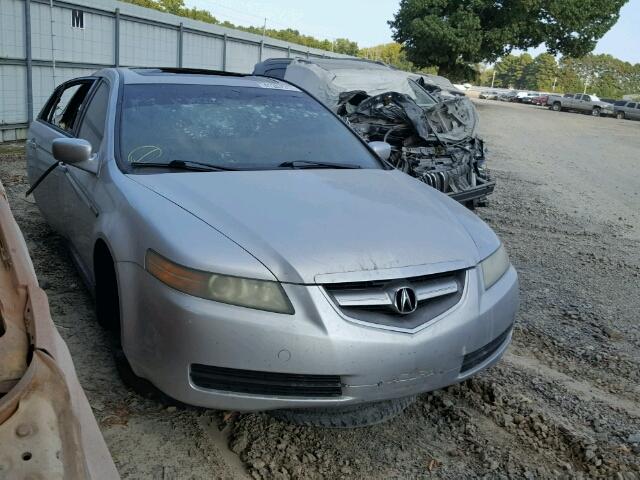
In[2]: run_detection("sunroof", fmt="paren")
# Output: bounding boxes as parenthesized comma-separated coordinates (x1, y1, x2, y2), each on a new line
(131, 68, 245, 77)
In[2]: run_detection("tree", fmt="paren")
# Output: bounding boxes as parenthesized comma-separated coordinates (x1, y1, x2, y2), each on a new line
(122, 0, 359, 54)
(521, 53, 558, 91)
(478, 65, 495, 87)
(489, 52, 640, 98)
(556, 54, 640, 98)
(358, 43, 414, 71)
(389, 0, 628, 80)
(494, 54, 531, 89)
(358, 43, 438, 73)
(158, 0, 184, 15)
(333, 38, 359, 56)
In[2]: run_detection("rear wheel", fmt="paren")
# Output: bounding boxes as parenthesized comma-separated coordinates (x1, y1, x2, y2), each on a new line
(616, 111, 625, 119)
(551, 102, 561, 112)
(592, 107, 601, 117)
(269, 396, 417, 428)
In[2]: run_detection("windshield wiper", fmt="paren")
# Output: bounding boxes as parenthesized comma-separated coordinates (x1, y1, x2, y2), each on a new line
(278, 160, 361, 169)
(129, 159, 239, 172)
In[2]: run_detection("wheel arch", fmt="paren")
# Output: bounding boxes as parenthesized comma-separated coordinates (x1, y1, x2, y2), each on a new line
(93, 236, 121, 332)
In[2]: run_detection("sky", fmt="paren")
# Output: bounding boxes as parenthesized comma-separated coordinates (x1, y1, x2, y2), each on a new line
(188, 0, 640, 64)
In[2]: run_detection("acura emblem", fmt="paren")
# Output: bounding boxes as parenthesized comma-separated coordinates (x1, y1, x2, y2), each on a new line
(393, 287, 417, 314)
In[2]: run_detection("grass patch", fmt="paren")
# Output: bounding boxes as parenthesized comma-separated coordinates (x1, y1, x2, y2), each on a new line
(0, 142, 25, 156)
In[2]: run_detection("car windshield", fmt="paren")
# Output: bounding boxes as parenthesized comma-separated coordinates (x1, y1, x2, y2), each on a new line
(120, 83, 382, 171)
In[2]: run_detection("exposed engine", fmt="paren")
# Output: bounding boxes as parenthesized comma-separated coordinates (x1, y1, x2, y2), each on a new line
(338, 89, 492, 204)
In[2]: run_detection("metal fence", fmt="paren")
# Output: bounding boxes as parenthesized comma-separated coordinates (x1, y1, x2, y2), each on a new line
(0, 0, 349, 142)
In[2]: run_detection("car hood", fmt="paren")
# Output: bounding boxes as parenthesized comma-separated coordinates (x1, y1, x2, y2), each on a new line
(130, 169, 483, 284)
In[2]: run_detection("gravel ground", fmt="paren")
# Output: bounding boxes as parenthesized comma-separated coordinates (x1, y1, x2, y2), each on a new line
(0, 100, 639, 479)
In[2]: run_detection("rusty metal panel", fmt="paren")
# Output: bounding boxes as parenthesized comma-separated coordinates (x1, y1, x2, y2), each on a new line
(0, 180, 119, 479)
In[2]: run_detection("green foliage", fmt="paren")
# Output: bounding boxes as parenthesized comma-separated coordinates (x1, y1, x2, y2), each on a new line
(495, 54, 533, 89)
(122, 0, 358, 54)
(522, 53, 558, 91)
(121, 0, 640, 97)
(389, 0, 628, 80)
(491, 53, 640, 98)
(358, 43, 438, 73)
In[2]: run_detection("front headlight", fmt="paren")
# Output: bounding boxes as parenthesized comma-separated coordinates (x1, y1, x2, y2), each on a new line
(480, 244, 510, 290)
(146, 250, 294, 314)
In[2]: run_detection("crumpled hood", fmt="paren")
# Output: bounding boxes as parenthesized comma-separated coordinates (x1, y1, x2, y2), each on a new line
(131, 169, 484, 284)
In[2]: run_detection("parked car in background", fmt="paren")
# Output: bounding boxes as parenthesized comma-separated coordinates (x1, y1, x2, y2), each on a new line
(254, 58, 495, 207)
(613, 100, 640, 120)
(479, 90, 499, 100)
(26, 67, 518, 428)
(546, 93, 614, 116)
(532, 94, 549, 106)
(516, 92, 539, 104)
(497, 91, 517, 102)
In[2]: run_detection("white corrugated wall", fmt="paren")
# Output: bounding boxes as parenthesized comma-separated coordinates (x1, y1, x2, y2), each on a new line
(0, 0, 348, 142)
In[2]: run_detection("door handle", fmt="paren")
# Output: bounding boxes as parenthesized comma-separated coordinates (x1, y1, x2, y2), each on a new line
(26, 139, 37, 148)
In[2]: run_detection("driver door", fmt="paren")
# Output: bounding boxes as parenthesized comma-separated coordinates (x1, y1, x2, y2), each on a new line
(27, 78, 96, 235)
(63, 80, 112, 277)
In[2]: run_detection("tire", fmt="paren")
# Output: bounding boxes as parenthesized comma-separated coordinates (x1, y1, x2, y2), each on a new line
(551, 102, 561, 112)
(94, 244, 120, 331)
(592, 107, 601, 117)
(113, 345, 183, 406)
(94, 244, 182, 406)
(269, 396, 417, 428)
(616, 111, 625, 120)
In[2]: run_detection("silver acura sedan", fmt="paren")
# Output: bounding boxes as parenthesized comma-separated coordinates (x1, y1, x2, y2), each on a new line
(26, 68, 518, 427)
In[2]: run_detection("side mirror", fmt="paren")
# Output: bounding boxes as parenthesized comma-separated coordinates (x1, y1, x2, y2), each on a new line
(368, 141, 392, 161)
(52, 138, 92, 165)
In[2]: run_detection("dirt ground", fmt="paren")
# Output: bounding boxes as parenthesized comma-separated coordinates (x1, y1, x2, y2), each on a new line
(0, 100, 639, 479)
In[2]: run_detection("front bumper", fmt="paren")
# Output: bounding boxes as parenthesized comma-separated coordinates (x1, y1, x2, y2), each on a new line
(118, 263, 518, 411)
(449, 177, 496, 204)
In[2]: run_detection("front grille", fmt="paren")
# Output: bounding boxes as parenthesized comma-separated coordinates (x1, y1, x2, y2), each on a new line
(460, 325, 513, 373)
(190, 364, 342, 397)
(323, 269, 466, 330)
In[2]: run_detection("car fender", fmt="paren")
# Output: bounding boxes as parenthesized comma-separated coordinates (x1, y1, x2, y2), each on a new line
(94, 162, 277, 283)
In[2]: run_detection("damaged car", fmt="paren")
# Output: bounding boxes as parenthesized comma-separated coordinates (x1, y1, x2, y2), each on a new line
(253, 58, 495, 208)
(26, 68, 517, 428)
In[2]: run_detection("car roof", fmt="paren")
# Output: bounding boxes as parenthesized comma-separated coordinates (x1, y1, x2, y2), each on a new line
(104, 67, 300, 89)
(256, 57, 389, 70)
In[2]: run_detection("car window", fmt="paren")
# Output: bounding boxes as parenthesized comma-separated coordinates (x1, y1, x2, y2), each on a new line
(120, 83, 383, 171)
(581, 95, 590, 101)
(627, 102, 636, 108)
(614, 100, 627, 106)
(78, 82, 110, 151)
(636, 104, 640, 109)
(46, 81, 94, 133)
(563, 94, 573, 98)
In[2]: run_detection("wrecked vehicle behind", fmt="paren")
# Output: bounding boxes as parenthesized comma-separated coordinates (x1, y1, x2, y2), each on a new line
(253, 58, 495, 207)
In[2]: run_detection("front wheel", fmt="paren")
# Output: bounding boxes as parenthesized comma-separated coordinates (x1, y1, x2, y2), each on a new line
(592, 107, 601, 117)
(616, 111, 625, 120)
(551, 102, 561, 112)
